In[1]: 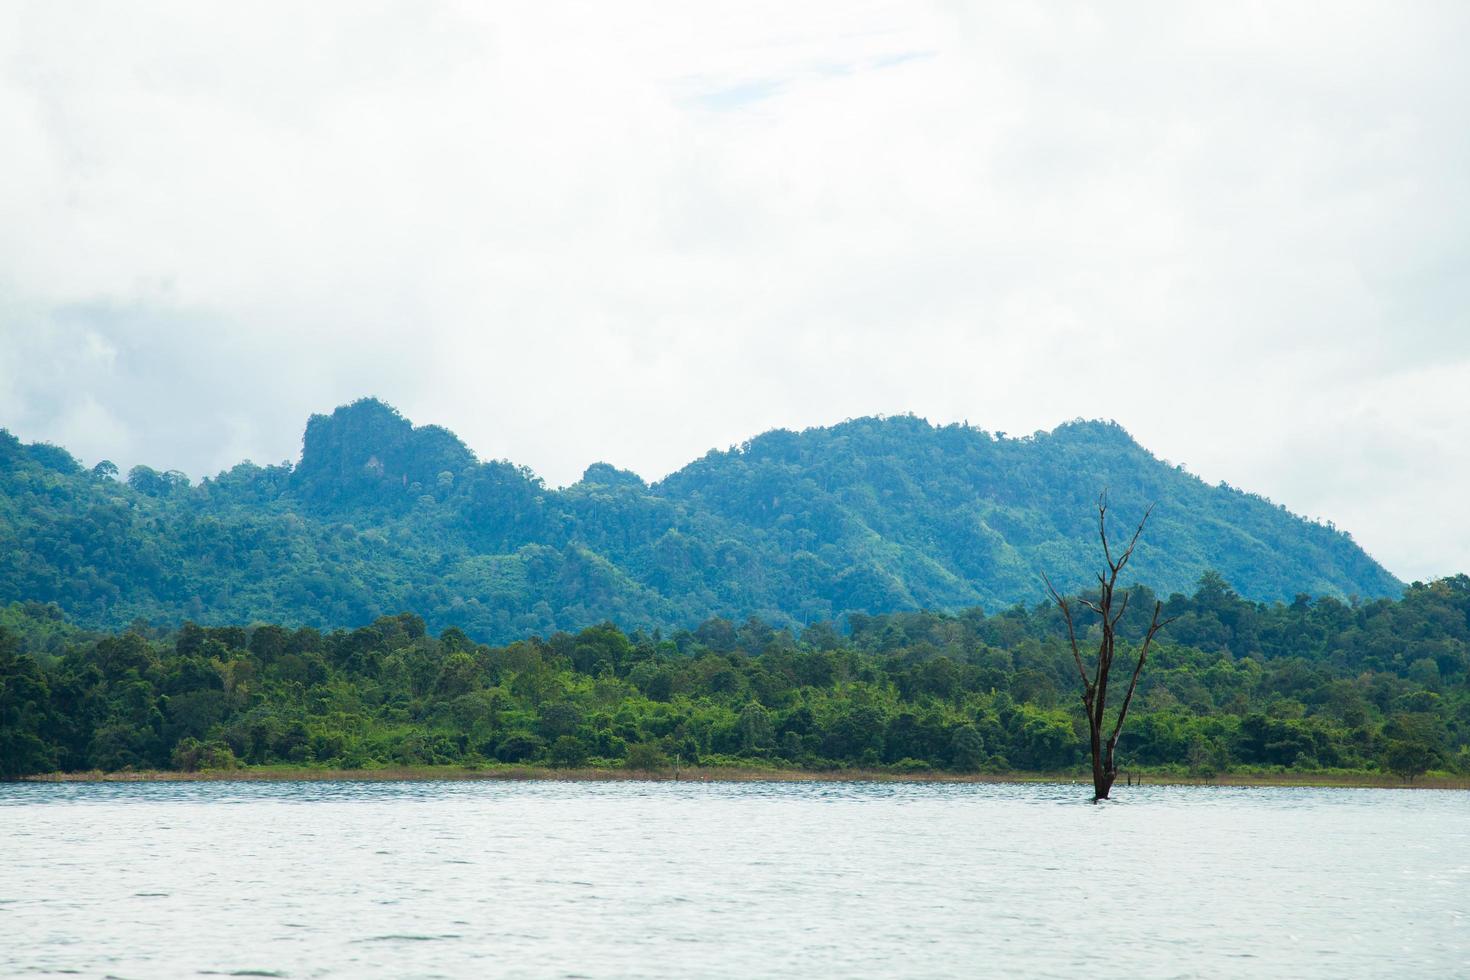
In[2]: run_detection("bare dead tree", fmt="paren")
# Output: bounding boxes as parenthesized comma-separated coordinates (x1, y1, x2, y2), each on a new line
(1043, 494, 1173, 802)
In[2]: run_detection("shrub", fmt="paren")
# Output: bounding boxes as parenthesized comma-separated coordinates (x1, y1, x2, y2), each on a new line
(171, 737, 239, 772)
(624, 742, 669, 771)
(549, 735, 589, 768)
(496, 732, 545, 764)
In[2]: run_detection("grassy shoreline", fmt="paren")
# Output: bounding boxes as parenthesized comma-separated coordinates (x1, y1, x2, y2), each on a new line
(19, 765, 1469, 790)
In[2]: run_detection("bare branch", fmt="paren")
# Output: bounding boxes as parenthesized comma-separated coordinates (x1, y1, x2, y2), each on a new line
(1043, 494, 1167, 801)
(1109, 590, 1131, 630)
(1042, 571, 1062, 605)
(1112, 503, 1154, 576)
(1042, 572, 1093, 697)
(1106, 601, 1165, 752)
(1097, 492, 1114, 569)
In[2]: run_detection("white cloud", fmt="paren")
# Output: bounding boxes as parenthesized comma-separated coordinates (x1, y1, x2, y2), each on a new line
(1, 1, 1467, 581)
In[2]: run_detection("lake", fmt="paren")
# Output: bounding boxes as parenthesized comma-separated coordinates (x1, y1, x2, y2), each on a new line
(1, 780, 1465, 978)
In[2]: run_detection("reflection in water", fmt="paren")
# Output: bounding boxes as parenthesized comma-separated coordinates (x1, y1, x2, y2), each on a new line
(2, 781, 1465, 977)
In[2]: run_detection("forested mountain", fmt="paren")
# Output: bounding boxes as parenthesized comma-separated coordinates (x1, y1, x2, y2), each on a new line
(0, 398, 1402, 643)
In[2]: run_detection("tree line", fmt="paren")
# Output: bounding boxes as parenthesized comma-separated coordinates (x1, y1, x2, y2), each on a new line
(3, 573, 1464, 781)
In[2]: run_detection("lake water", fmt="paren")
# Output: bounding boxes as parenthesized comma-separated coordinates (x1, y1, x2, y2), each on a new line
(1, 780, 1465, 978)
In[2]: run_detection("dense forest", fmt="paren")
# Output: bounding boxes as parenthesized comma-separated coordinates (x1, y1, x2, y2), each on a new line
(0, 399, 1401, 643)
(3, 574, 1464, 781)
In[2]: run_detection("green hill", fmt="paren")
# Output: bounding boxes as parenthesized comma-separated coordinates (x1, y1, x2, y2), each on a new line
(0, 398, 1403, 642)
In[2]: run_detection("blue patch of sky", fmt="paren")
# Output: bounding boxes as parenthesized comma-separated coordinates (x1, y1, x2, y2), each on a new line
(686, 49, 937, 113)
(869, 49, 936, 70)
(694, 78, 786, 112)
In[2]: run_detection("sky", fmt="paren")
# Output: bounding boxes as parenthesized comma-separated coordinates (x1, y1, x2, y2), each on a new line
(1, 1, 1467, 582)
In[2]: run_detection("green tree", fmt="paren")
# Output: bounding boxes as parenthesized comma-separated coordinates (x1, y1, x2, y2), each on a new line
(0, 632, 56, 778)
(737, 703, 774, 753)
(949, 724, 986, 772)
(549, 734, 589, 768)
(1382, 712, 1444, 783)
(625, 741, 669, 771)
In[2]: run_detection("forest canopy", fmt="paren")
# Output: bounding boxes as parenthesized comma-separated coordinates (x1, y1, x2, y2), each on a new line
(0, 399, 1403, 644)
(3, 574, 1464, 781)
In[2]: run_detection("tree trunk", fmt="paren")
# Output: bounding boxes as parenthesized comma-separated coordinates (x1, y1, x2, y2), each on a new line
(1044, 495, 1172, 803)
(1091, 732, 1115, 802)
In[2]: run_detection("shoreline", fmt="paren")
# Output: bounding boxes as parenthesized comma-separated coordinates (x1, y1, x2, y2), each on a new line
(19, 765, 1469, 790)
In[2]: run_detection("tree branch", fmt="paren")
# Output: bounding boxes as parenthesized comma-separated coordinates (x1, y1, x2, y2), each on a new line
(1106, 600, 1166, 752)
(1109, 590, 1131, 630)
(1043, 572, 1093, 698)
(1112, 504, 1153, 577)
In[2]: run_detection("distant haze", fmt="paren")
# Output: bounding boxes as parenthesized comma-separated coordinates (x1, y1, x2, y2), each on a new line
(2, 2, 1468, 582)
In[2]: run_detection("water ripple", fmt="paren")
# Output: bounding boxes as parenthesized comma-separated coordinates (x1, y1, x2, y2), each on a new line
(1, 781, 1464, 977)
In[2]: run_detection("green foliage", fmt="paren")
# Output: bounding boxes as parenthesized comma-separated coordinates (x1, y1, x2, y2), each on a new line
(625, 741, 670, 771)
(1381, 710, 1445, 782)
(548, 734, 589, 768)
(0, 628, 57, 778)
(0, 402, 1402, 644)
(1, 575, 1466, 780)
(170, 737, 239, 772)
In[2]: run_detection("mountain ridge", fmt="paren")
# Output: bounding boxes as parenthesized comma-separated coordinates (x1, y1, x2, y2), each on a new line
(0, 397, 1403, 642)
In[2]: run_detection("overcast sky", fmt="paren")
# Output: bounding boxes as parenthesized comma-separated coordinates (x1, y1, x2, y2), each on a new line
(2, 2, 1467, 582)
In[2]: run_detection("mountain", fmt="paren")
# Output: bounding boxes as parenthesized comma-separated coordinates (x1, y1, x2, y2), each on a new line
(0, 398, 1403, 642)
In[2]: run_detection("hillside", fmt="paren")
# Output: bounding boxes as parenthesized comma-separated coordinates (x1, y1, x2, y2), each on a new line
(0, 399, 1403, 642)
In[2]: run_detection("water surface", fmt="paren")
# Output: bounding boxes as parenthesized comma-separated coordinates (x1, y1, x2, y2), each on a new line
(2, 780, 1464, 977)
